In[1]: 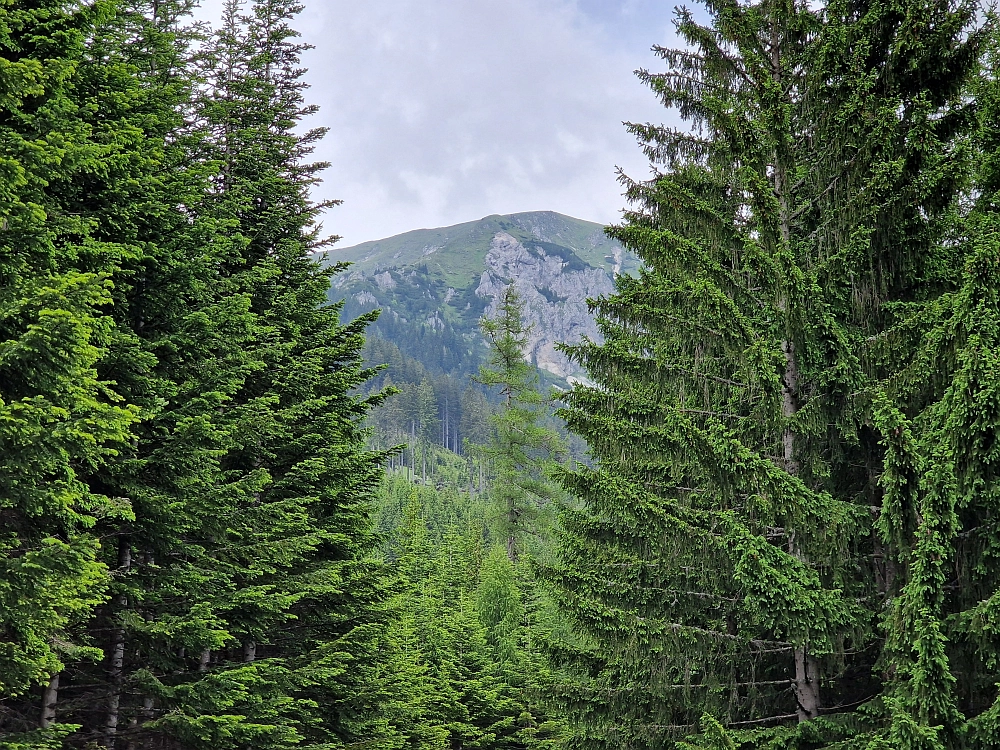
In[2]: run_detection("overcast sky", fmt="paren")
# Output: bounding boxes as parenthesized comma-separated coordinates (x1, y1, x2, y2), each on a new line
(195, 0, 683, 246)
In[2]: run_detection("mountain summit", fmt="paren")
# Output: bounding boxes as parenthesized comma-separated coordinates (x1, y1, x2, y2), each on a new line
(326, 211, 637, 383)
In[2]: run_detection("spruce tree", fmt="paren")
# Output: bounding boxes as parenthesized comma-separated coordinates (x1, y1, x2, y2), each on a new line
(545, 0, 983, 747)
(0, 0, 175, 743)
(0, 0, 387, 745)
(852, 37, 1000, 749)
(47, 1, 267, 746)
(132, 0, 391, 746)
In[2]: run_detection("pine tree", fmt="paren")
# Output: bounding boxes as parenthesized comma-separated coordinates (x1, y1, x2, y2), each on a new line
(545, 0, 984, 746)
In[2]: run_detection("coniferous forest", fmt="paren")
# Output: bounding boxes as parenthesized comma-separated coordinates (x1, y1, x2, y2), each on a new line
(5, 0, 1000, 748)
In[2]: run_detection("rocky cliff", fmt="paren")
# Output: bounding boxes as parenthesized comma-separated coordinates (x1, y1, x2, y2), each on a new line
(475, 231, 615, 379)
(325, 211, 637, 384)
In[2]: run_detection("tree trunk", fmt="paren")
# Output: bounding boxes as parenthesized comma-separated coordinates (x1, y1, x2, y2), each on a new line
(126, 696, 155, 750)
(106, 539, 132, 748)
(40, 673, 59, 728)
(793, 632, 822, 721)
(507, 497, 518, 563)
(780, 205, 821, 724)
(770, 21, 820, 719)
(243, 640, 257, 663)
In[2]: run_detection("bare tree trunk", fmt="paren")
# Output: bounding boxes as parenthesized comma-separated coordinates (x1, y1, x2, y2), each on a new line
(126, 696, 155, 750)
(243, 640, 257, 663)
(792, 625, 821, 720)
(40, 673, 59, 728)
(198, 649, 211, 672)
(507, 497, 518, 563)
(106, 539, 132, 748)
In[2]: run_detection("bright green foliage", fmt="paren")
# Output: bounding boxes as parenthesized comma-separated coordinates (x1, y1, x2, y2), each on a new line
(476, 286, 564, 563)
(9, 0, 1000, 746)
(544, 0, 985, 747)
(0, 0, 144, 741)
(86, 0, 391, 746)
(42, 2, 273, 746)
(0, 0, 386, 745)
(855, 45, 1000, 748)
(372, 483, 564, 749)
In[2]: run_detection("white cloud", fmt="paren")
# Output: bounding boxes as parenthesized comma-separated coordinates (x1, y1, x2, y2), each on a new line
(193, 0, 683, 245)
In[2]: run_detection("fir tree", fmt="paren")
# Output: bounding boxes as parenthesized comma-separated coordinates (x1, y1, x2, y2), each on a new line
(0, 0, 180, 743)
(51, 1, 265, 745)
(138, 0, 391, 746)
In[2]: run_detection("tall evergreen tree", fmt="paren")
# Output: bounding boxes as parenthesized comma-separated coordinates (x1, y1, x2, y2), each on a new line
(476, 287, 563, 563)
(0, 0, 189, 744)
(545, 0, 983, 746)
(0, 0, 388, 746)
(41, 1, 269, 746)
(854, 36, 1000, 750)
(131, 0, 391, 746)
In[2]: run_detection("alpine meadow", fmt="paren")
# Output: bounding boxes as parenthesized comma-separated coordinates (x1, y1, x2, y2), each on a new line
(3, 0, 1000, 749)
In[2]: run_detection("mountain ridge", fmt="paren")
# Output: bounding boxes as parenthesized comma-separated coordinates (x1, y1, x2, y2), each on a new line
(325, 211, 637, 384)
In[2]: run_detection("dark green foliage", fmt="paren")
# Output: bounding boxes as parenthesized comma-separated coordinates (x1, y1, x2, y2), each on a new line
(857, 43, 1000, 748)
(0, 0, 387, 746)
(87, 0, 390, 746)
(0, 0, 146, 741)
(544, 0, 987, 747)
(10, 0, 1000, 747)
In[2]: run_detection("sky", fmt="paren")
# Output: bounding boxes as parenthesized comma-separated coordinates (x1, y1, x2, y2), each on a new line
(194, 0, 685, 247)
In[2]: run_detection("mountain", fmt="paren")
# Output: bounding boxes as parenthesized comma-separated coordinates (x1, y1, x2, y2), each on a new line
(324, 211, 637, 384)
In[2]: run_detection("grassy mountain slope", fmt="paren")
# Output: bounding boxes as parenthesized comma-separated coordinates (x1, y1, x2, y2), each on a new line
(327, 211, 635, 289)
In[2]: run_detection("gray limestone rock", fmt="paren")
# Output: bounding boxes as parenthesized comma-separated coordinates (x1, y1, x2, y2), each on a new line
(475, 232, 614, 379)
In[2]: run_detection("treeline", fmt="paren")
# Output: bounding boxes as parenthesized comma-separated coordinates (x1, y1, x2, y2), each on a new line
(342, 272, 489, 380)
(363, 337, 491, 460)
(0, 0, 390, 747)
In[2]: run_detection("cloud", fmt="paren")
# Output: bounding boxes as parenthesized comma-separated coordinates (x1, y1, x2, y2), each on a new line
(193, 0, 682, 245)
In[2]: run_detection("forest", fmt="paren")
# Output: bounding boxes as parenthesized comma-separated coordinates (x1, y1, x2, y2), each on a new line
(4, 0, 1000, 748)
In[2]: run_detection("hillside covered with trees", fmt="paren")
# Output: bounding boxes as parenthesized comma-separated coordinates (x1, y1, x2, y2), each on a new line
(5, 0, 1000, 749)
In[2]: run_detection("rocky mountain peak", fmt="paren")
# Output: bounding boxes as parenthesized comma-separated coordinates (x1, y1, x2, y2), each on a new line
(327, 211, 638, 384)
